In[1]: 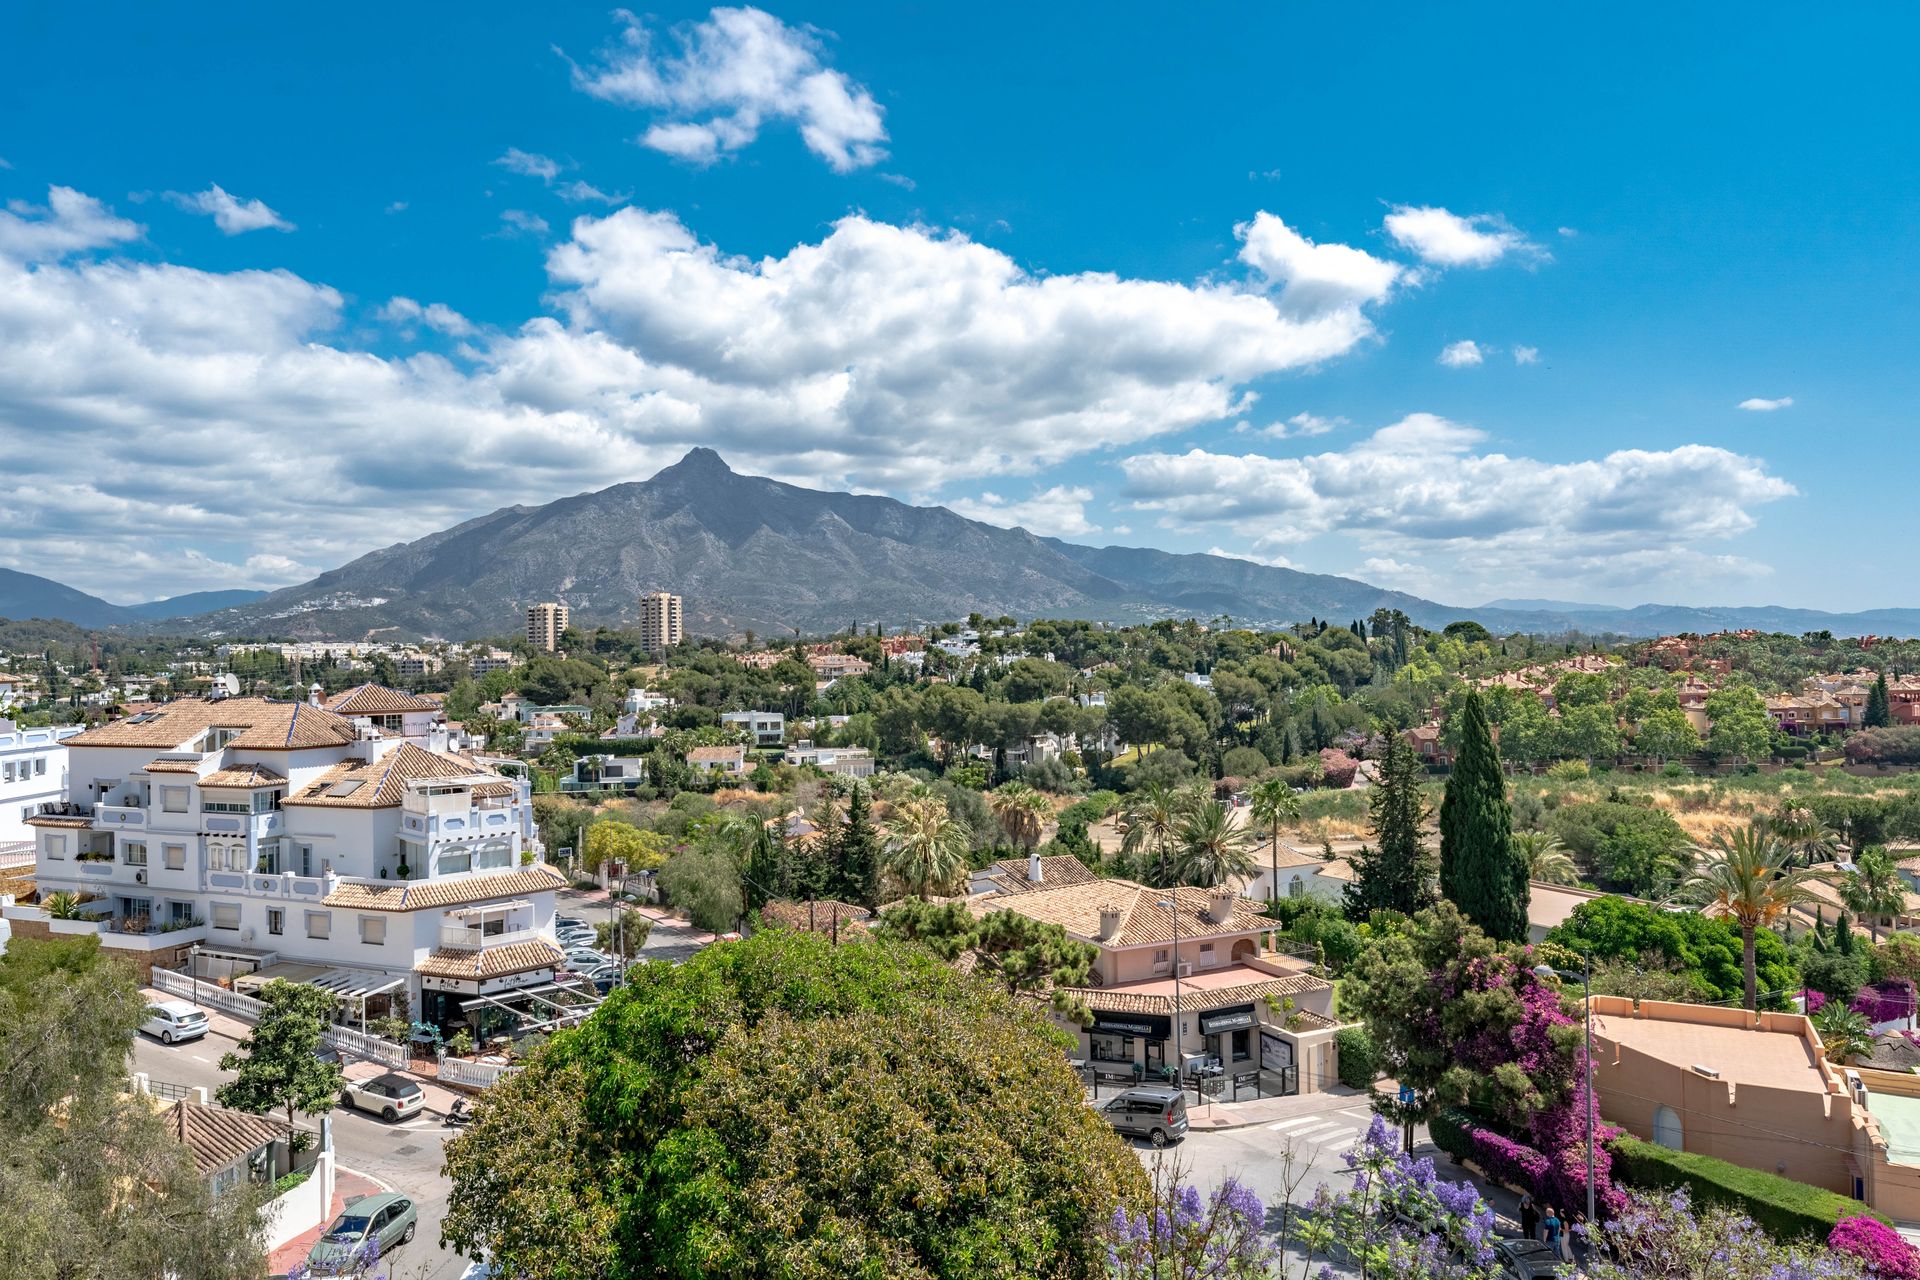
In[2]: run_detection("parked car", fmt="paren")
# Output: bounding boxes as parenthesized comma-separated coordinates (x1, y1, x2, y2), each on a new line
(564, 948, 609, 970)
(555, 914, 587, 930)
(339, 1073, 426, 1122)
(304, 1192, 418, 1275)
(557, 931, 597, 952)
(1494, 1239, 1563, 1280)
(1096, 1086, 1188, 1148)
(139, 1000, 210, 1045)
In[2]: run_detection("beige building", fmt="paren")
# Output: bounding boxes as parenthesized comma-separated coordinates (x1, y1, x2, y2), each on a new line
(525, 602, 569, 653)
(974, 872, 1343, 1095)
(639, 592, 683, 655)
(1589, 996, 1920, 1220)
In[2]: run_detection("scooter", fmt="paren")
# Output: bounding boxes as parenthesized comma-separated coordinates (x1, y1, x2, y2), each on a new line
(443, 1098, 474, 1128)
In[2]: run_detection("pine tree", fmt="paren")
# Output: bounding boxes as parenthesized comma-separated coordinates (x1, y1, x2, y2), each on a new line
(1439, 690, 1530, 941)
(1867, 673, 1891, 728)
(1837, 910, 1856, 956)
(1345, 730, 1437, 918)
(832, 783, 882, 909)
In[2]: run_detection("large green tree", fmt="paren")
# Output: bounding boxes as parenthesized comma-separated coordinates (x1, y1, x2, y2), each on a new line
(215, 978, 345, 1133)
(1345, 730, 1436, 918)
(1867, 672, 1892, 728)
(0, 937, 267, 1279)
(1438, 691, 1529, 941)
(875, 897, 1097, 1022)
(440, 929, 1143, 1280)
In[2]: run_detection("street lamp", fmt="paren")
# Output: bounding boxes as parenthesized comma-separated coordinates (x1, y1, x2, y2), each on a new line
(188, 943, 202, 1008)
(1157, 897, 1185, 1094)
(1534, 953, 1596, 1227)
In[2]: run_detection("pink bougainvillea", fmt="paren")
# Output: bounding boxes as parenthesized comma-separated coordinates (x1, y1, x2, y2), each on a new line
(1805, 989, 1830, 1015)
(1831, 1214, 1920, 1279)
(1852, 979, 1918, 1026)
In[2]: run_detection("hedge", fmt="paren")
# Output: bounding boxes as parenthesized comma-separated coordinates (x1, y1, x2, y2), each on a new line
(1608, 1135, 1889, 1241)
(1334, 1026, 1378, 1089)
(1428, 1107, 1475, 1163)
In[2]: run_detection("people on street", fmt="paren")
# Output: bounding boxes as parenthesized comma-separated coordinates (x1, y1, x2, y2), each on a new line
(1518, 1193, 1539, 1241)
(1542, 1206, 1563, 1254)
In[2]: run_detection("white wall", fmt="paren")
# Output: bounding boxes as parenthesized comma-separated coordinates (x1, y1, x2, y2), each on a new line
(260, 1149, 334, 1251)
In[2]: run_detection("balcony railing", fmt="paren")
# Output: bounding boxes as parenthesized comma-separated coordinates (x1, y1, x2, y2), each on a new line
(94, 804, 147, 829)
(437, 925, 537, 951)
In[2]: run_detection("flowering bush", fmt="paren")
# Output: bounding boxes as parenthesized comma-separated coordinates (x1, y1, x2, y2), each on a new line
(1468, 1126, 1551, 1190)
(1831, 1215, 1920, 1279)
(1106, 1171, 1274, 1280)
(1851, 979, 1917, 1026)
(1806, 989, 1831, 1015)
(1590, 1187, 1868, 1280)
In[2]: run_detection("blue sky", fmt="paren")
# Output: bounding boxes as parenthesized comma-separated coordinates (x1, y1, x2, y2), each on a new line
(2, 4, 1915, 611)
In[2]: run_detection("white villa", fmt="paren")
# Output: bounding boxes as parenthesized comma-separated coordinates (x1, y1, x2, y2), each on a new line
(8, 691, 565, 1037)
(1, 719, 81, 848)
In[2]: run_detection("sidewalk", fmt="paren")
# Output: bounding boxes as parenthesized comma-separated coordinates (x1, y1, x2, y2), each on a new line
(1185, 1084, 1372, 1131)
(266, 1165, 387, 1277)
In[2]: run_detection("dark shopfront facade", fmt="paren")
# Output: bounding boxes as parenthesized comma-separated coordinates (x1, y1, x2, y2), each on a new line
(1198, 1003, 1258, 1069)
(1077, 997, 1333, 1098)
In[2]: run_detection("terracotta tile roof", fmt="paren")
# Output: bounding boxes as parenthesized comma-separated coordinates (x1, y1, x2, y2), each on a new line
(1073, 971, 1330, 1016)
(977, 855, 1099, 895)
(283, 741, 494, 809)
(24, 814, 91, 828)
(162, 1100, 289, 1175)
(323, 864, 566, 912)
(974, 878, 1273, 947)
(326, 684, 443, 716)
(141, 758, 203, 773)
(200, 763, 286, 788)
(414, 938, 564, 980)
(688, 745, 745, 763)
(65, 697, 356, 752)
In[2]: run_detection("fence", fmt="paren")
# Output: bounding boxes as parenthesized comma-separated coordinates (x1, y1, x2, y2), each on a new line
(151, 967, 408, 1068)
(438, 1057, 520, 1090)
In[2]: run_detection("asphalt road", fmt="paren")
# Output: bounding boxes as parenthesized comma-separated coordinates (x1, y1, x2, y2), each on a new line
(131, 1030, 473, 1280)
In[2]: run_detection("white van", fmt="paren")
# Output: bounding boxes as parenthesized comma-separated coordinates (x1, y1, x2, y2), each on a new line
(140, 1000, 210, 1045)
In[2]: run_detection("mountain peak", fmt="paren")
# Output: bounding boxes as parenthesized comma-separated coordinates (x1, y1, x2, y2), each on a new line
(661, 447, 733, 477)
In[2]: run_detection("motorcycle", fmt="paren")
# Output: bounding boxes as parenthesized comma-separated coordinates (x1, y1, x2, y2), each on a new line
(443, 1098, 473, 1128)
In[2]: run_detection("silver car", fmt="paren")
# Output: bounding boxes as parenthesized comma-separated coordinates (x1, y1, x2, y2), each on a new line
(1096, 1086, 1189, 1148)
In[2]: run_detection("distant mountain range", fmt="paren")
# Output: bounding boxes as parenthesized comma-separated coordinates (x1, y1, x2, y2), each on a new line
(0, 568, 265, 630)
(6, 451, 1920, 640)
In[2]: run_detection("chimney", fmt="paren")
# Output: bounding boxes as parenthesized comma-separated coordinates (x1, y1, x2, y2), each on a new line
(1207, 887, 1237, 924)
(308, 682, 323, 708)
(1097, 904, 1122, 941)
(1029, 851, 1044, 884)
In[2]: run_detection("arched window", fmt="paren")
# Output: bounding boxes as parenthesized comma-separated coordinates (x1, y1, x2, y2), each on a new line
(1653, 1104, 1683, 1150)
(1288, 874, 1305, 899)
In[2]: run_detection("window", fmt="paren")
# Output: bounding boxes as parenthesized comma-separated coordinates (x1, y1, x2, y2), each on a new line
(3, 762, 13, 782)
(168, 901, 195, 924)
(266, 908, 283, 936)
(1288, 875, 1304, 899)
(160, 787, 189, 813)
(292, 843, 315, 877)
(438, 847, 471, 875)
(252, 790, 280, 814)
(1198, 942, 1217, 968)
(210, 903, 240, 931)
(123, 842, 147, 866)
(326, 780, 366, 799)
(33, 757, 44, 776)
(475, 839, 510, 871)
(255, 841, 282, 874)
(359, 915, 387, 945)
(163, 844, 186, 871)
(202, 800, 249, 814)
(1090, 1034, 1134, 1063)
(305, 911, 331, 940)
(44, 834, 67, 858)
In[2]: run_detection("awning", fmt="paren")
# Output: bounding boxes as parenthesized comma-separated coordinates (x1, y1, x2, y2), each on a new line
(451, 900, 529, 917)
(1090, 1013, 1171, 1040)
(1198, 1004, 1257, 1035)
(307, 969, 407, 1001)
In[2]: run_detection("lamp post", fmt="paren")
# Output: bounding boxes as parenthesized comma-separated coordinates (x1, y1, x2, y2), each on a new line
(1535, 952, 1596, 1228)
(1157, 897, 1185, 1095)
(188, 943, 202, 1008)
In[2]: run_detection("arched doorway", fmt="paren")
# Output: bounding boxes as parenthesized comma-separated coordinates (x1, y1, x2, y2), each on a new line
(1653, 1104, 1683, 1150)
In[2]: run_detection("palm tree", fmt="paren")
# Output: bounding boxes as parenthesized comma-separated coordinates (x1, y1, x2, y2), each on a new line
(989, 782, 1052, 851)
(1812, 1003, 1875, 1066)
(1247, 777, 1302, 904)
(1173, 799, 1259, 888)
(1770, 800, 1840, 867)
(1119, 782, 1190, 888)
(1838, 845, 1907, 943)
(1513, 831, 1579, 886)
(1677, 823, 1819, 1011)
(882, 794, 970, 900)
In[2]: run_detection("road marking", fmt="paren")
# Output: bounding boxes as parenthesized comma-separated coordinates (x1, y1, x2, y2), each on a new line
(1266, 1114, 1330, 1131)
(1340, 1108, 1373, 1119)
(190, 1054, 212, 1063)
(1290, 1122, 1353, 1142)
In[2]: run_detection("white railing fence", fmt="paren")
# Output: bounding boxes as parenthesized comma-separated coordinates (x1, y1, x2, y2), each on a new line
(321, 1025, 407, 1069)
(438, 1057, 520, 1090)
(150, 967, 407, 1068)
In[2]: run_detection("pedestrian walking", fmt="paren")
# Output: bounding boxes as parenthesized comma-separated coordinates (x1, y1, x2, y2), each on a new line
(1518, 1193, 1539, 1241)
(1541, 1206, 1563, 1255)
(1564, 1211, 1583, 1263)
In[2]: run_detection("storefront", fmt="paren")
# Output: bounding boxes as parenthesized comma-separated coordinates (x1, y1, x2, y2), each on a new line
(1198, 1004, 1257, 1068)
(1085, 1012, 1172, 1079)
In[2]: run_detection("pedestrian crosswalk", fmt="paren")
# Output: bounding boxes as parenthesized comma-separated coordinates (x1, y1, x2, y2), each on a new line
(1264, 1107, 1377, 1151)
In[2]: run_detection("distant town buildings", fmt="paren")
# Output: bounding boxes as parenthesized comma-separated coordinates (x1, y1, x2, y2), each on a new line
(526, 603, 569, 653)
(638, 592, 683, 655)
(721, 710, 786, 747)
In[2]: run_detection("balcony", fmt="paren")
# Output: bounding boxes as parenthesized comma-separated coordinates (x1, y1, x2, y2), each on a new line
(94, 804, 147, 830)
(437, 925, 537, 951)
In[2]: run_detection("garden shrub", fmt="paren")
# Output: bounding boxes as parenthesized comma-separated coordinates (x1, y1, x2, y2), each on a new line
(1426, 1107, 1475, 1164)
(1334, 1025, 1378, 1088)
(1830, 1214, 1920, 1279)
(1608, 1134, 1889, 1241)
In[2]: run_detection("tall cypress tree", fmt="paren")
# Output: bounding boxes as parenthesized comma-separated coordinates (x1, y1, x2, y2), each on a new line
(1867, 673, 1891, 728)
(1439, 690, 1529, 941)
(1344, 729, 1437, 919)
(833, 783, 882, 909)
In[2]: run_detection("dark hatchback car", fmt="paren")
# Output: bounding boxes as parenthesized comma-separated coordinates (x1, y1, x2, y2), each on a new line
(1494, 1238, 1564, 1279)
(1096, 1086, 1189, 1148)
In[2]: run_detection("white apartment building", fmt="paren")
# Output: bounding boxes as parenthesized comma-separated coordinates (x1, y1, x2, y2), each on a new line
(526, 602, 569, 653)
(0, 672, 36, 710)
(0, 720, 81, 847)
(721, 710, 785, 747)
(638, 591, 683, 655)
(8, 695, 564, 1036)
(782, 741, 875, 778)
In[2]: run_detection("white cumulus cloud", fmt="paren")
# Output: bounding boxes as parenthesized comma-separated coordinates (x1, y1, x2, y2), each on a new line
(379, 296, 477, 338)
(1235, 211, 1402, 316)
(1512, 345, 1540, 365)
(0, 186, 141, 260)
(1438, 339, 1485, 367)
(1738, 396, 1794, 412)
(572, 6, 887, 172)
(1384, 205, 1539, 267)
(947, 486, 1099, 538)
(493, 148, 562, 181)
(166, 185, 294, 235)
